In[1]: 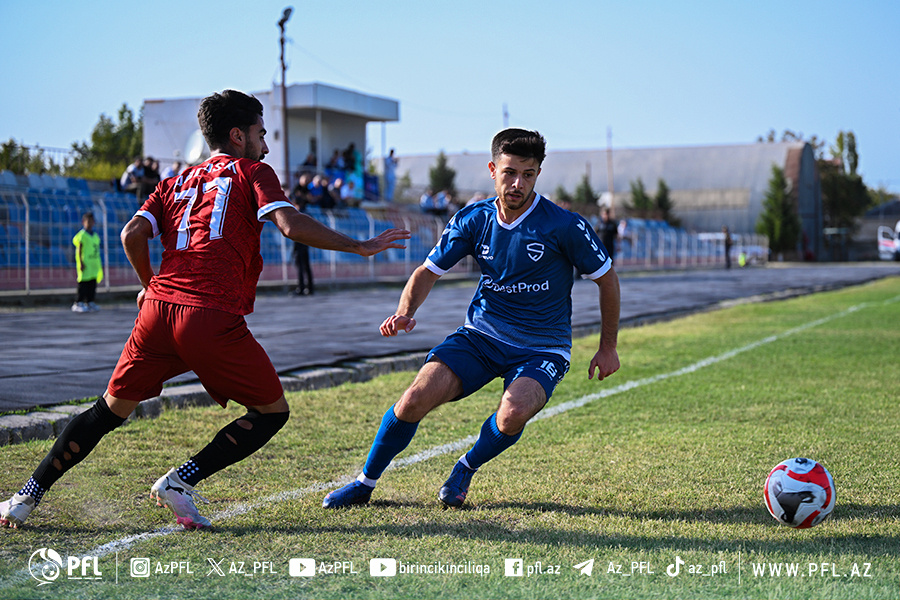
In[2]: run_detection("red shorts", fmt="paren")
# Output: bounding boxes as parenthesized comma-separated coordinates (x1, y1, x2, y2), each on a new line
(107, 300, 283, 407)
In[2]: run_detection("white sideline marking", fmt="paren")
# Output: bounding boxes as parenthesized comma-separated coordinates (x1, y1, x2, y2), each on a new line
(16, 295, 900, 573)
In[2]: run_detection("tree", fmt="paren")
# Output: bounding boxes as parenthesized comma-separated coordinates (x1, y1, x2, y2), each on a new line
(627, 177, 653, 218)
(654, 178, 679, 227)
(756, 165, 801, 257)
(0, 139, 63, 175)
(830, 130, 859, 176)
(428, 151, 456, 197)
(819, 160, 871, 230)
(757, 128, 825, 158)
(573, 174, 598, 205)
(68, 103, 143, 180)
(554, 184, 574, 206)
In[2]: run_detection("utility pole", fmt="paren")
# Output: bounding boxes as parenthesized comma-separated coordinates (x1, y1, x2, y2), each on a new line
(278, 7, 293, 187)
(606, 126, 614, 212)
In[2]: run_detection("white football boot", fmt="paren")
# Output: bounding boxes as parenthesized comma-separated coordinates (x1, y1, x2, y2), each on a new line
(150, 468, 211, 530)
(0, 494, 35, 528)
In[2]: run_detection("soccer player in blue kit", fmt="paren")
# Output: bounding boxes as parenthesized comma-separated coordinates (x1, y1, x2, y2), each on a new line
(324, 128, 621, 508)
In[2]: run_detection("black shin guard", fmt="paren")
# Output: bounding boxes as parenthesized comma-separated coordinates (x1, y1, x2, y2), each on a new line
(190, 410, 289, 482)
(31, 397, 126, 490)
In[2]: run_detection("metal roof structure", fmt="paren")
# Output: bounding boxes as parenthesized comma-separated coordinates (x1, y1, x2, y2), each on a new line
(395, 141, 822, 258)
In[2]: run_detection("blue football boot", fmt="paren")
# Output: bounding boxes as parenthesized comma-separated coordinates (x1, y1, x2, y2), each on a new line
(323, 480, 374, 508)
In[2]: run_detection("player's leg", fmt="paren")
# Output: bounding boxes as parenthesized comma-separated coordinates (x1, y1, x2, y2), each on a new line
(0, 394, 137, 528)
(440, 352, 568, 507)
(151, 306, 289, 528)
(151, 396, 289, 530)
(0, 300, 183, 529)
(323, 360, 461, 508)
(439, 378, 545, 507)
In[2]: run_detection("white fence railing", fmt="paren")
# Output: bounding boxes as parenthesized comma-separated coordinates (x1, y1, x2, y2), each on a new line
(0, 188, 766, 295)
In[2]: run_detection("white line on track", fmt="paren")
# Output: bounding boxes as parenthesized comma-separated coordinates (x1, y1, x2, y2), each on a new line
(13, 294, 900, 578)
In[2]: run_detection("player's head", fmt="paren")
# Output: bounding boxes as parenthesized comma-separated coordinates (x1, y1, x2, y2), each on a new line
(491, 128, 546, 166)
(489, 129, 545, 213)
(81, 211, 95, 230)
(198, 90, 267, 160)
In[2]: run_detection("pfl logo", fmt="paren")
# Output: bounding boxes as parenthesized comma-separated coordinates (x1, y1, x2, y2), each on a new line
(28, 548, 63, 586)
(28, 548, 102, 586)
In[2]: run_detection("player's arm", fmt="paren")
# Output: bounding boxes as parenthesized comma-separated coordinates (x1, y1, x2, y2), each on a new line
(380, 265, 441, 336)
(588, 267, 621, 381)
(266, 206, 409, 257)
(121, 215, 156, 307)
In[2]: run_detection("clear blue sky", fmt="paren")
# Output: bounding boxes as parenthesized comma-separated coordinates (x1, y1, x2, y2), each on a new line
(1, 0, 897, 193)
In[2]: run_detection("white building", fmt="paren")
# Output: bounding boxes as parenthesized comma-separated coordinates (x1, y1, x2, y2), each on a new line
(142, 82, 399, 187)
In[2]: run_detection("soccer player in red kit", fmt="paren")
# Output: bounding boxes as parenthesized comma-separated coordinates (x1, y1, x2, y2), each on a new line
(0, 89, 410, 530)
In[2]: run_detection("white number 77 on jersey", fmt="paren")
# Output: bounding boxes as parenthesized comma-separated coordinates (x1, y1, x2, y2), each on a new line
(173, 177, 233, 250)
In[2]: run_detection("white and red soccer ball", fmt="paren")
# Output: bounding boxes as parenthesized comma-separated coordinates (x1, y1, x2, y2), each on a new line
(764, 458, 835, 528)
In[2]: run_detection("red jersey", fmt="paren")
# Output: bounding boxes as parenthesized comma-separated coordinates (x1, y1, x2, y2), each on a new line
(137, 155, 293, 315)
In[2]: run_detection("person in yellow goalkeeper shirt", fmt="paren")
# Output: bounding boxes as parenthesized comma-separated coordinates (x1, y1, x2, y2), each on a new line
(72, 211, 103, 312)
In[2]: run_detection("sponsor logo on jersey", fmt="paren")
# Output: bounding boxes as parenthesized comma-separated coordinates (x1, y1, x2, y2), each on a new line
(482, 277, 549, 294)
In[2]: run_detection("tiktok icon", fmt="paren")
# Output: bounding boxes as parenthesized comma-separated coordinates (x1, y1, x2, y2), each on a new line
(667, 556, 685, 577)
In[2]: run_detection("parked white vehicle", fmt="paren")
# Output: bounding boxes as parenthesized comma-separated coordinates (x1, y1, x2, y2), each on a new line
(877, 221, 900, 261)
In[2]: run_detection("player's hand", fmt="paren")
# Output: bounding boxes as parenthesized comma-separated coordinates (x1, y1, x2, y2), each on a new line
(588, 346, 620, 381)
(358, 228, 411, 257)
(136, 288, 147, 309)
(380, 314, 416, 337)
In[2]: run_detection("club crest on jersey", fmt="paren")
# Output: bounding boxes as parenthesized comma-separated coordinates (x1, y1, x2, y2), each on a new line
(526, 242, 544, 262)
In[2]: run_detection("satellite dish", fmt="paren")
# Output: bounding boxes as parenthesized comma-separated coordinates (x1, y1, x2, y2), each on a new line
(183, 129, 209, 166)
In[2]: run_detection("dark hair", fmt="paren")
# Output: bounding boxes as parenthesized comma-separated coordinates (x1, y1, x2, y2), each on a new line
(491, 128, 546, 165)
(198, 89, 264, 151)
(82, 211, 94, 220)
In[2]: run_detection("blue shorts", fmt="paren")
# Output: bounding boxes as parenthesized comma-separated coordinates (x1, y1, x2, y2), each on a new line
(426, 327, 570, 403)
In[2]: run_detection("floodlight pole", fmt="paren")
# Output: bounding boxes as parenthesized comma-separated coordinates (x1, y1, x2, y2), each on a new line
(278, 7, 293, 188)
(606, 126, 614, 213)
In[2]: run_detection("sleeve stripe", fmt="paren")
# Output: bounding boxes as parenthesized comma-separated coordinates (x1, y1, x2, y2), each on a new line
(424, 258, 447, 276)
(257, 201, 294, 222)
(135, 210, 159, 238)
(584, 260, 612, 280)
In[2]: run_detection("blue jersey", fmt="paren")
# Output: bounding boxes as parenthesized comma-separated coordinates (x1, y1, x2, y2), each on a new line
(425, 194, 612, 359)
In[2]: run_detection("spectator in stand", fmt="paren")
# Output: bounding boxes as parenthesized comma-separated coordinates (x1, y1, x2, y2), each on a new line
(343, 143, 364, 203)
(309, 174, 336, 210)
(433, 190, 450, 217)
(330, 178, 346, 208)
(327, 149, 344, 170)
(420, 188, 435, 214)
(341, 180, 357, 206)
(466, 192, 487, 207)
(162, 161, 183, 179)
(342, 143, 357, 172)
(302, 152, 317, 169)
(120, 157, 144, 194)
(140, 157, 161, 199)
(383, 148, 398, 202)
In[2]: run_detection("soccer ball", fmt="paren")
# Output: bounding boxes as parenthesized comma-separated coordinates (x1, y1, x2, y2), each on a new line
(764, 458, 835, 528)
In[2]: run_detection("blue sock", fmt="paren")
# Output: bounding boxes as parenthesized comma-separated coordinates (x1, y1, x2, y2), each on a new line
(464, 413, 522, 470)
(362, 405, 419, 480)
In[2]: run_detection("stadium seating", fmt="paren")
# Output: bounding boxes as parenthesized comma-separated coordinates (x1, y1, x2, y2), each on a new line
(0, 170, 17, 187)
